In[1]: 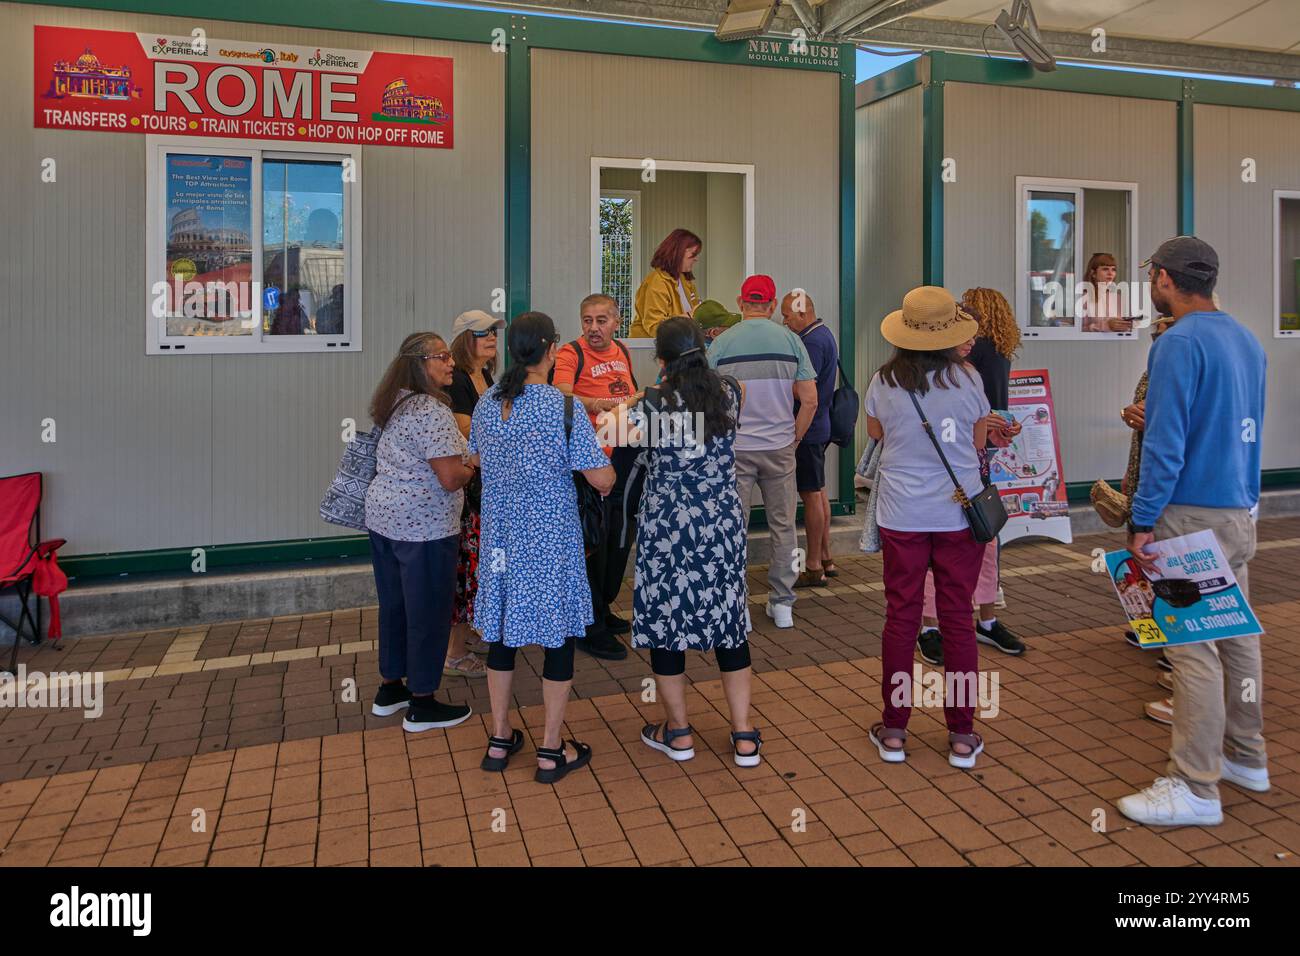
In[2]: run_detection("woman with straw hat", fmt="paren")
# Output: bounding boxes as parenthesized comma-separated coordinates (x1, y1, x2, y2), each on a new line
(864, 286, 1005, 771)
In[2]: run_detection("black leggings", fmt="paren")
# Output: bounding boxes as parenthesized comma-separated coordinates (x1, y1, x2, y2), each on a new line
(486, 638, 576, 682)
(650, 644, 751, 677)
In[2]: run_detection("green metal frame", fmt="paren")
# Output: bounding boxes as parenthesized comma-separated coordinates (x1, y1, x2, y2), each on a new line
(20, 0, 856, 576)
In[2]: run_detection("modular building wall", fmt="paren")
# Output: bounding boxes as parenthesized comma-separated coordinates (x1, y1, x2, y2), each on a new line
(529, 47, 844, 495)
(941, 82, 1179, 487)
(853, 83, 923, 454)
(1193, 102, 1300, 471)
(0, 2, 506, 557)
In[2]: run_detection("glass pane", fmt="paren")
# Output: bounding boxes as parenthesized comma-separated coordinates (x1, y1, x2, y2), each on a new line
(1026, 190, 1077, 329)
(1281, 198, 1300, 332)
(164, 154, 254, 336)
(262, 159, 346, 336)
(1080, 189, 1135, 332)
(599, 194, 635, 338)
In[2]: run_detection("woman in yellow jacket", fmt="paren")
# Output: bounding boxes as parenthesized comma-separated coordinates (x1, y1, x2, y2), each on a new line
(629, 228, 703, 338)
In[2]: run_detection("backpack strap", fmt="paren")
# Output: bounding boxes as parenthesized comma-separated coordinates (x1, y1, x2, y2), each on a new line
(615, 338, 638, 390)
(569, 339, 585, 380)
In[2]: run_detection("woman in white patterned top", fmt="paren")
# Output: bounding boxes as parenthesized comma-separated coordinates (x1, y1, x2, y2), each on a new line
(365, 332, 479, 734)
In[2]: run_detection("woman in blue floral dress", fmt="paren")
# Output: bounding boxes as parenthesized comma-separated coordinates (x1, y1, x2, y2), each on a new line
(619, 316, 762, 768)
(470, 312, 615, 784)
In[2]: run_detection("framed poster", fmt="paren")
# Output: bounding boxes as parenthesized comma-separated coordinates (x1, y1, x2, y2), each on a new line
(989, 369, 1072, 544)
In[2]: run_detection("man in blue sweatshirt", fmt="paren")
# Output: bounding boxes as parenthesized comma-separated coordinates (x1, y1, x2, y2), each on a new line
(1118, 236, 1269, 828)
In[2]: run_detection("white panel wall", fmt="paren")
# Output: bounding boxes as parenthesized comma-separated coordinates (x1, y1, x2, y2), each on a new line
(0, 3, 505, 554)
(942, 82, 1179, 484)
(1194, 103, 1300, 471)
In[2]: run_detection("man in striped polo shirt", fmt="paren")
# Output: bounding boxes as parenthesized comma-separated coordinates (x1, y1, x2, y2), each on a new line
(707, 274, 818, 629)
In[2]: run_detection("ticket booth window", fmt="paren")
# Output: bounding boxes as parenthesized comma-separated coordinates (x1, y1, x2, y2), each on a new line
(146, 135, 362, 354)
(1016, 177, 1141, 341)
(1274, 191, 1300, 337)
(591, 158, 754, 363)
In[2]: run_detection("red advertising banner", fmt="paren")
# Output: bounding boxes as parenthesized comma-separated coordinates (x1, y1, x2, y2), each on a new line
(988, 368, 1073, 543)
(34, 25, 454, 148)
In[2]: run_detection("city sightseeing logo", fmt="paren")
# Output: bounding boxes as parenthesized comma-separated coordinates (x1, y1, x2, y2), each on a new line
(309, 48, 361, 69)
(216, 46, 298, 64)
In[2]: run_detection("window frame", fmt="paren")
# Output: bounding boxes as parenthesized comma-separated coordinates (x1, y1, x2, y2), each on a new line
(589, 157, 755, 351)
(598, 187, 641, 336)
(145, 134, 363, 355)
(1015, 176, 1141, 342)
(1273, 189, 1300, 339)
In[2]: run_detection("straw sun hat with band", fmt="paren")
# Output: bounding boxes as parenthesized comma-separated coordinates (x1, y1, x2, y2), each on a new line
(881, 286, 979, 351)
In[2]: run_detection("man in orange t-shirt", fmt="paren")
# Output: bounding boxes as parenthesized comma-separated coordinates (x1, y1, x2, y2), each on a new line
(552, 293, 641, 661)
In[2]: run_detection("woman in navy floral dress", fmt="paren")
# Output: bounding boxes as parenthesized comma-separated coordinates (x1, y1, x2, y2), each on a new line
(471, 312, 615, 784)
(618, 317, 762, 768)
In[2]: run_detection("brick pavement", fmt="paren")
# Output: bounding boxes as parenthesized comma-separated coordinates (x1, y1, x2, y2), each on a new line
(1, 519, 1299, 866)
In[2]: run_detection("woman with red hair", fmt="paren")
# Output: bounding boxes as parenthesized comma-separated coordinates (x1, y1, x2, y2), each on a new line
(629, 228, 703, 338)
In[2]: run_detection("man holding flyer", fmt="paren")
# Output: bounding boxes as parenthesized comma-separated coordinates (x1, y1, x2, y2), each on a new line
(1118, 236, 1270, 828)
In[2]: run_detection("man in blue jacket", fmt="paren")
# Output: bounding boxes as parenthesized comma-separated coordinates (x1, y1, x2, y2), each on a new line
(1118, 236, 1270, 828)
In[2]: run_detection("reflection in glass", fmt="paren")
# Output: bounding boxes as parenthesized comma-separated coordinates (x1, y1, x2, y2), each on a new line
(1027, 190, 1077, 329)
(263, 159, 345, 336)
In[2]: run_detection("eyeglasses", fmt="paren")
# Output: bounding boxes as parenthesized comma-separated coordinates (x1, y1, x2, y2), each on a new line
(470, 329, 497, 339)
(420, 351, 454, 363)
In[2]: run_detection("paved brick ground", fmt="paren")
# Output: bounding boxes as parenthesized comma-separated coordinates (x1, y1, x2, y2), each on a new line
(1, 519, 1299, 866)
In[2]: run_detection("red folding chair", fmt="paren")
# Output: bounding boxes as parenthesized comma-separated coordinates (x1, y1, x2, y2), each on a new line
(0, 473, 67, 673)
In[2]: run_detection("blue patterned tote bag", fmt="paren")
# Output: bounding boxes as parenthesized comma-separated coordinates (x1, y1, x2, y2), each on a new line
(320, 394, 416, 531)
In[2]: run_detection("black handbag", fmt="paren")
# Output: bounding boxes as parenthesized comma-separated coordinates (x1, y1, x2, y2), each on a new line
(907, 391, 1007, 544)
(564, 395, 606, 553)
(829, 358, 859, 448)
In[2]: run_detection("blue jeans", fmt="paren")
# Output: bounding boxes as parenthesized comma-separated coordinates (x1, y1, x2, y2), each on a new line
(369, 531, 459, 696)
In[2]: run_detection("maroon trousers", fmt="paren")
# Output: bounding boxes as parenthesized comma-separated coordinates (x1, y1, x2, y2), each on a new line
(880, 527, 986, 735)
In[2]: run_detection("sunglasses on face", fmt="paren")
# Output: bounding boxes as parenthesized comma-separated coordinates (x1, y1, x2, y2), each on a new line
(470, 329, 498, 339)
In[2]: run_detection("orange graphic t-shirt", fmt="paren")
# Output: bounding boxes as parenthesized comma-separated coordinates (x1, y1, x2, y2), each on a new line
(552, 338, 638, 449)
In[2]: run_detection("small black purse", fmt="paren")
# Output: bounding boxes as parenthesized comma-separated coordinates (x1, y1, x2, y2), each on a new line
(908, 391, 1008, 544)
(564, 395, 607, 553)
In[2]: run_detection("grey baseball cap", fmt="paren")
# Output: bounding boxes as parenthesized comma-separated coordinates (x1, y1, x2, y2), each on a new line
(1141, 235, 1219, 281)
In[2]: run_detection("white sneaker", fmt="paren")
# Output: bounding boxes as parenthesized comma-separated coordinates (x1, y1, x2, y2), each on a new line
(1221, 756, 1270, 793)
(766, 601, 793, 629)
(1117, 777, 1222, 827)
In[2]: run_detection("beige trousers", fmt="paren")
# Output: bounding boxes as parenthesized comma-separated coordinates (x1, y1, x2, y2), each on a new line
(735, 442, 799, 607)
(1156, 503, 1266, 800)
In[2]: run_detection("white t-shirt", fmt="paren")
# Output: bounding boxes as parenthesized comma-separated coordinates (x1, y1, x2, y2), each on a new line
(865, 367, 990, 532)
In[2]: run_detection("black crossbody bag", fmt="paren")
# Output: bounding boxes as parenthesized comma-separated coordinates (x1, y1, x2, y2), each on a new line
(907, 391, 1007, 544)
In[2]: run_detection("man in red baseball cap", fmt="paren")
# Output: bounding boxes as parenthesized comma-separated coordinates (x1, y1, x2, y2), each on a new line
(707, 275, 819, 630)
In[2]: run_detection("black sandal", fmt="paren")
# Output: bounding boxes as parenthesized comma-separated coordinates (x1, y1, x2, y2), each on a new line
(731, 729, 762, 767)
(480, 729, 525, 772)
(534, 740, 593, 784)
(641, 722, 695, 762)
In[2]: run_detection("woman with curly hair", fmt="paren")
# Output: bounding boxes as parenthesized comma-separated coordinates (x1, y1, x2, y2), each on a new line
(916, 288, 1025, 668)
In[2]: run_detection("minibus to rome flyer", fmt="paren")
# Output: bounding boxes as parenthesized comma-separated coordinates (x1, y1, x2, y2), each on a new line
(1105, 529, 1263, 648)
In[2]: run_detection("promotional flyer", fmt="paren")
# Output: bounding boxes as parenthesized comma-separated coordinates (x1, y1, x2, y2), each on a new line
(989, 369, 1072, 544)
(34, 25, 455, 148)
(1105, 529, 1263, 648)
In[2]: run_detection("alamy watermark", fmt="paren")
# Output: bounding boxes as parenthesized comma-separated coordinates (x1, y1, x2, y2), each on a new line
(890, 663, 1000, 719)
(596, 406, 708, 457)
(0, 665, 103, 719)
